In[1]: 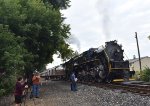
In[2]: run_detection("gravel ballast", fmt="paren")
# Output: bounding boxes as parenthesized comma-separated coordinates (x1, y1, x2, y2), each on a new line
(26, 81, 150, 106)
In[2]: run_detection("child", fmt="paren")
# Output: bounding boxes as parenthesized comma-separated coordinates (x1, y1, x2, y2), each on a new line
(14, 77, 28, 106)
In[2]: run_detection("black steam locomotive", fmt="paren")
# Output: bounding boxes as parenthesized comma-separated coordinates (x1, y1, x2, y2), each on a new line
(64, 40, 130, 82)
(41, 40, 133, 83)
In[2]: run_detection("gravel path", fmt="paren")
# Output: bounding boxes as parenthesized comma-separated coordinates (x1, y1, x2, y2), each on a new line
(25, 80, 150, 106)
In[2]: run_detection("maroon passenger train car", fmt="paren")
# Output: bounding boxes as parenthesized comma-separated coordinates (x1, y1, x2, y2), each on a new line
(40, 65, 65, 80)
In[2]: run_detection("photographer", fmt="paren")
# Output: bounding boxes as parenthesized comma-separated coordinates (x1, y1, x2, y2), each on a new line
(14, 77, 28, 106)
(32, 71, 41, 98)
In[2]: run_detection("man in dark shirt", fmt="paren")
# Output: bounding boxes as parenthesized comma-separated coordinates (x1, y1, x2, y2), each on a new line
(14, 77, 27, 106)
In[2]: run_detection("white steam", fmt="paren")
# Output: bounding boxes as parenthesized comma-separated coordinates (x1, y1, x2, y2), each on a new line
(96, 0, 112, 40)
(67, 35, 81, 52)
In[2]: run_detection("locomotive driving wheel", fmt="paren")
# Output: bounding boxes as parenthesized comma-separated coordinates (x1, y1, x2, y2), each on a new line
(98, 65, 106, 79)
(95, 65, 106, 82)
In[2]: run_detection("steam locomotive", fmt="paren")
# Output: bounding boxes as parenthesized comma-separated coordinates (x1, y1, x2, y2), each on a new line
(41, 40, 133, 82)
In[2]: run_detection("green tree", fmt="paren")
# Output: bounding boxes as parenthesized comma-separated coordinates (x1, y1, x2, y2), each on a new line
(0, 25, 29, 96)
(0, 0, 73, 70)
(43, 0, 70, 9)
(0, 0, 73, 96)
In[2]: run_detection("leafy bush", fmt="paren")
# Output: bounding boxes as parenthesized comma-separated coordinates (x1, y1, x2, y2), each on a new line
(141, 67, 150, 82)
(132, 71, 141, 80)
(0, 74, 17, 97)
(0, 89, 5, 96)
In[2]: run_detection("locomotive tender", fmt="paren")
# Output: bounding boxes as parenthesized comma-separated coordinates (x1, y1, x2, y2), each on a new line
(41, 40, 132, 82)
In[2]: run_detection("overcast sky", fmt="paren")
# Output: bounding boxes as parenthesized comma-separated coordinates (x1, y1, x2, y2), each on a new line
(47, 0, 150, 69)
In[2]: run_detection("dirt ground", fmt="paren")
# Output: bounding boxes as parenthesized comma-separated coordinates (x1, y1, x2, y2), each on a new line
(22, 80, 74, 106)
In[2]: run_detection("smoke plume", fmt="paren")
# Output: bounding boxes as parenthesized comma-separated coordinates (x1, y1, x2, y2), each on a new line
(97, 0, 111, 40)
(67, 35, 81, 52)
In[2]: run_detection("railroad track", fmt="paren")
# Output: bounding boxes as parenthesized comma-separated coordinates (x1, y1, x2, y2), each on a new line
(78, 81, 150, 96)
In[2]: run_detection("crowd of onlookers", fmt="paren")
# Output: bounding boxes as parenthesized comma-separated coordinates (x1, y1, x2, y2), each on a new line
(14, 71, 41, 106)
(14, 70, 78, 106)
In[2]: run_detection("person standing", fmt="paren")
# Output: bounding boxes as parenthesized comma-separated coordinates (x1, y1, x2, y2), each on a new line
(14, 77, 28, 106)
(70, 71, 77, 91)
(32, 71, 41, 98)
(45, 75, 49, 85)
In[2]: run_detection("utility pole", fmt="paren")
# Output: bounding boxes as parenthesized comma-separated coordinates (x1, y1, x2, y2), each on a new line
(135, 32, 142, 74)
